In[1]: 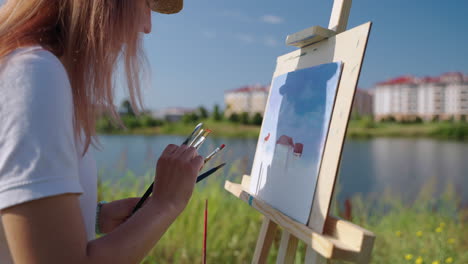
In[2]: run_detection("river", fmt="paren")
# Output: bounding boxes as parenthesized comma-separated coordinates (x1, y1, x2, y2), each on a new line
(93, 135, 468, 205)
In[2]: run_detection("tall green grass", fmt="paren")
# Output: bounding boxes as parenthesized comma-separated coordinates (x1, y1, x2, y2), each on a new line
(98, 172, 467, 263)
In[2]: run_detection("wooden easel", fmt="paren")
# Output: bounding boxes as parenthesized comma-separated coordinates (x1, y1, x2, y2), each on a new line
(224, 0, 375, 263)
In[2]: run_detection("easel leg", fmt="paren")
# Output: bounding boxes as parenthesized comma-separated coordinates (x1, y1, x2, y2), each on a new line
(252, 218, 277, 264)
(305, 247, 329, 264)
(276, 231, 298, 264)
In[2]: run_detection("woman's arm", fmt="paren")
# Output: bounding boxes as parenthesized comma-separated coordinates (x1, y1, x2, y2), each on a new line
(1, 144, 203, 264)
(98, 198, 141, 234)
(2, 193, 177, 264)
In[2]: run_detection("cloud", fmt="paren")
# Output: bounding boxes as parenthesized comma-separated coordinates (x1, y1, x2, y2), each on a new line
(236, 33, 256, 44)
(261, 15, 284, 24)
(264, 36, 280, 47)
(234, 34, 281, 47)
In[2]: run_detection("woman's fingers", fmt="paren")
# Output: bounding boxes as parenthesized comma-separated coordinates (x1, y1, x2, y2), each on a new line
(161, 144, 178, 156)
(181, 147, 204, 171)
(191, 155, 204, 171)
(180, 146, 197, 161)
(172, 144, 188, 157)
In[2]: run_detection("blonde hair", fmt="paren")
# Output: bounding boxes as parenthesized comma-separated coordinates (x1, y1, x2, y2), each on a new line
(0, 0, 148, 154)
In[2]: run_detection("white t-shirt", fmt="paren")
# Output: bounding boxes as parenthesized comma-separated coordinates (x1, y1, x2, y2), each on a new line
(0, 46, 97, 263)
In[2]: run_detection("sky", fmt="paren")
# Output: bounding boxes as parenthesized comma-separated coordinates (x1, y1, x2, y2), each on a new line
(2, 0, 468, 111)
(136, 0, 468, 111)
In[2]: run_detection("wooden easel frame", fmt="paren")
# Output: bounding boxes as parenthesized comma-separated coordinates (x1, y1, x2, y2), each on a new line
(224, 0, 375, 263)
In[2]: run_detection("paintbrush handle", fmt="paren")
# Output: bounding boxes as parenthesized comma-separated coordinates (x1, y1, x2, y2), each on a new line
(131, 164, 225, 215)
(131, 182, 153, 214)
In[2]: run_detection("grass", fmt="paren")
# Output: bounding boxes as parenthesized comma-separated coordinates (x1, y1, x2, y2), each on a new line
(111, 120, 260, 139)
(98, 171, 467, 263)
(346, 119, 468, 140)
(99, 117, 468, 141)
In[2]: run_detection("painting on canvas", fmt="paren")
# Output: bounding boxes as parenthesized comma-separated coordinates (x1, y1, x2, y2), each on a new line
(249, 61, 343, 224)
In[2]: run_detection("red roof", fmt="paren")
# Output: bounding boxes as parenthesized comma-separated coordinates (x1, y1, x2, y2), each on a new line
(226, 85, 270, 94)
(439, 72, 464, 83)
(376, 72, 468, 87)
(420, 76, 441, 83)
(376, 76, 416, 86)
(440, 72, 463, 77)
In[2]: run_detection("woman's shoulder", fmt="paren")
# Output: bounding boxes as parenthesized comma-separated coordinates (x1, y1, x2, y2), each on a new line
(1, 46, 69, 86)
(0, 46, 72, 106)
(0, 46, 74, 135)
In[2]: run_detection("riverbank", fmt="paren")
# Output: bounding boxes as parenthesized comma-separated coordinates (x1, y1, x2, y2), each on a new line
(98, 118, 468, 140)
(98, 173, 467, 264)
(347, 120, 468, 140)
(101, 120, 260, 139)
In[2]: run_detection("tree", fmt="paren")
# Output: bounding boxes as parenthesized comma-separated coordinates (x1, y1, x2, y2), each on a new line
(213, 104, 223, 121)
(358, 116, 376, 128)
(229, 113, 240, 123)
(240, 112, 250, 125)
(414, 117, 423, 124)
(182, 112, 200, 124)
(96, 115, 115, 133)
(252, 113, 263, 126)
(140, 115, 162, 127)
(122, 115, 140, 129)
(198, 106, 209, 119)
(121, 99, 135, 117)
(351, 111, 361, 120)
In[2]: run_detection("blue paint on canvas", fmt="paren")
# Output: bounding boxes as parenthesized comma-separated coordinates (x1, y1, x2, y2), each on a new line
(250, 62, 343, 224)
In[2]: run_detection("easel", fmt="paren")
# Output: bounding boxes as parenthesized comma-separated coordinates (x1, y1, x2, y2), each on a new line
(224, 0, 375, 263)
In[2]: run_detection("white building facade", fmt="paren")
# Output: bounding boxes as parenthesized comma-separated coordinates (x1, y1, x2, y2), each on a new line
(374, 73, 468, 121)
(224, 85, 270, 117)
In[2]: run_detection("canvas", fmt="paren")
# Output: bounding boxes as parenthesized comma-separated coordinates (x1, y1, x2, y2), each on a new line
(249, 61, 343, 224)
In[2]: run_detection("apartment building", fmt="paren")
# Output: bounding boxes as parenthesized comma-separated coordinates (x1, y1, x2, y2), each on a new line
(225, 84, 375, 118)
(374, 73, 468, 121)
(224, 84, 270, 117)
(352, 88, 373, 116)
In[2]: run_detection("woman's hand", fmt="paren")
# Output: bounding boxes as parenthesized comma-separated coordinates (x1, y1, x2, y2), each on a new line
(151, 144, 204, 215)
(99, 198, 141, 234)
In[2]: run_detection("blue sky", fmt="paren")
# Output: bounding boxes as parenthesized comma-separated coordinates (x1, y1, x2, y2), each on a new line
(2, 0, 467, 111)
(135, 0, 468, 111)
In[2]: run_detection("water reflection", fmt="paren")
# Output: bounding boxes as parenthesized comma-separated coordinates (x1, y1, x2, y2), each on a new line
(94, 135, 468, 204)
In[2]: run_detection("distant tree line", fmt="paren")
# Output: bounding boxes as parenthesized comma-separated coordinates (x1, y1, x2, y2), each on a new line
(96, 100, 164, 133)
(181, 105, 263, 126)
(96, 100, 264, 133)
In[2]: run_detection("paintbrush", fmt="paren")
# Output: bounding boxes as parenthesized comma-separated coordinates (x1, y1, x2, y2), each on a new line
(195, 163, 226, 183)
(204, 144, 226, 163)
(132, 124, 219, 215)
(193, 129, 212, 149)
(188, 129, 205, 147)
(131, 163, 226, 215)
(183, 123, 203, 145)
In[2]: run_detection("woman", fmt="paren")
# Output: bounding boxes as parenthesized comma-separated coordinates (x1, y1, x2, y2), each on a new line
(0, 0, 202, 263)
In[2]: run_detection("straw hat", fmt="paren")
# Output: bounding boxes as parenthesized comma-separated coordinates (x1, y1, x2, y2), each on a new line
(147, 0, 183, 14)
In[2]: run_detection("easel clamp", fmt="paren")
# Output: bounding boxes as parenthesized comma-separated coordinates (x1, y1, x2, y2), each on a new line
(286, 0, 352, 48)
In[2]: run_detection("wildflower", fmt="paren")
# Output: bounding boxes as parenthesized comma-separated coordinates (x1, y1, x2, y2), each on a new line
(447, 238, 455, 244)
(415, 256, 423, 264)
(435, 227, 443, 233)
(439, 222, 446, 228)
(405, 254, 414, 261)
(432, 261, 439, 264)
(396, 231, 402, 237)
(416, 231, 423, 237)
(445, 257, 453, 263)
